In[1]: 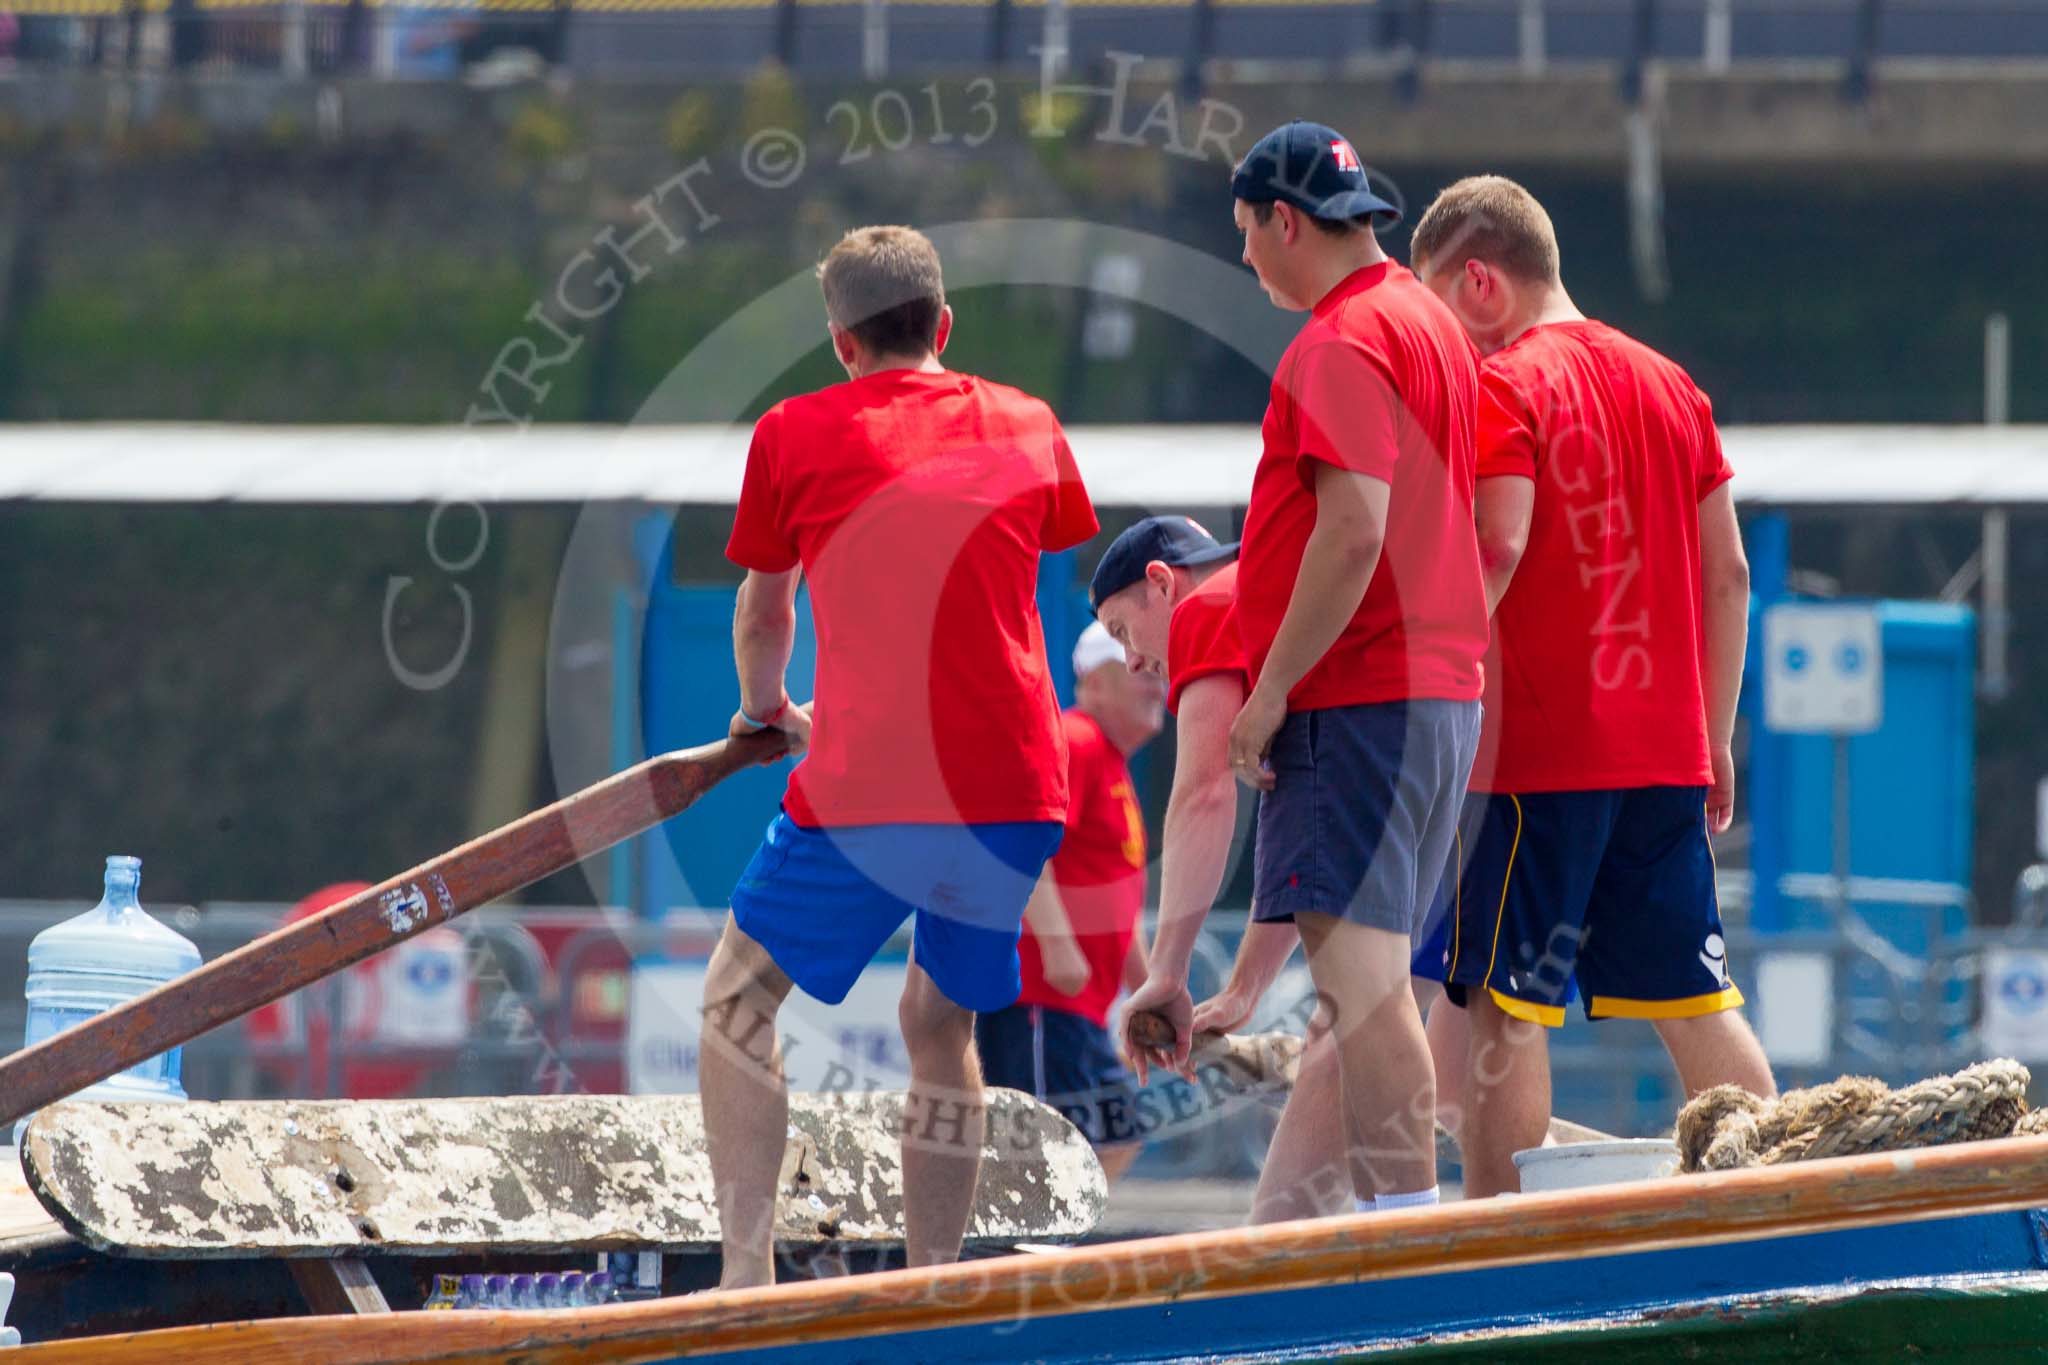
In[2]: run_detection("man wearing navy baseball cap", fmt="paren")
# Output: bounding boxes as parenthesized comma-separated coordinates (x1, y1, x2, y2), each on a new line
(1129, 121, 1490, 1218)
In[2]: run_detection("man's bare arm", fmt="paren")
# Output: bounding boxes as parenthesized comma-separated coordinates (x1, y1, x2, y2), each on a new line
(1148, 671, 1249, 987)
(1699, 485, 1750, 832)
(1248, 464, 1389, 705)
(733, 568, 800, 716)
(1022, 870, 1089, 996)
(1475, 475, 1535, 615)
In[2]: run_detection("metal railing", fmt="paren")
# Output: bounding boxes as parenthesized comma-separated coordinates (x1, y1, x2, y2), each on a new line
(8, 1, 2048, 86)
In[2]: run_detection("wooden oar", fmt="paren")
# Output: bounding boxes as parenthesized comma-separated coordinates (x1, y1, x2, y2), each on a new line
(0, 730, 787, 1131)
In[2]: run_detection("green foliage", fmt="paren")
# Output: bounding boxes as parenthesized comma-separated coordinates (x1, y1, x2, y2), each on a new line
(506, 98, 578, 168)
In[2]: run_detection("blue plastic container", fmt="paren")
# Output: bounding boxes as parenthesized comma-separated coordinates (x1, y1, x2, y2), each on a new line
(13, 857, 202, 1142)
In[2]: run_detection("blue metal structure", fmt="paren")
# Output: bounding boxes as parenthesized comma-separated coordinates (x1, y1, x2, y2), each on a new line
(1746, 599, 1976, 940)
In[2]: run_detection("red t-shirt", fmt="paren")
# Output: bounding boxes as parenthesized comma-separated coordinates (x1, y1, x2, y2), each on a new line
(1472, 319, 1732, 793)
(1166, 561, 1247, 715)
(726, 369, 1099, 827)
(1016, 710, 1147, 1026)
(1234, 262, 1488, 709)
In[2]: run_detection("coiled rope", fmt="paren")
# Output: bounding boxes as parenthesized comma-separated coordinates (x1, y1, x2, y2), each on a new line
(1675, 1058, 2048, 1172)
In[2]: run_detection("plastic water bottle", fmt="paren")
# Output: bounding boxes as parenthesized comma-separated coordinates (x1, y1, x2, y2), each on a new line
(423, 1275, 462, 1310)
(455, 1274, 486, 1309)
(583, 1271, 615, 1305)
(14, 857, 203, 1143)
(536, 1273, 563, 1308)
(507, 1274, 538, 1309)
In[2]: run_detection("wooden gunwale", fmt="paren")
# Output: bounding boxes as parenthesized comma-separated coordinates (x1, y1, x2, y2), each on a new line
(20, 1134, 2048, 1365)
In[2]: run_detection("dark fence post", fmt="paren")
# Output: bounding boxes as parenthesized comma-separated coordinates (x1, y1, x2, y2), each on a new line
(775, 0, 799, 67)
(1622, 0, 1655, 104)
(549, 0, 572, 69)
(1846, 0, 1881, 102)
(989, 0, 1010, 66)
(1182, 0, 1214, 100)
(1396, 0, 1431, 105)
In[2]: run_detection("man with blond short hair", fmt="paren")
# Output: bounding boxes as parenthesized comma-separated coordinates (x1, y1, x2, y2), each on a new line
(706, 225, 1098, 1285)
(1408, 176, 1775, 1198)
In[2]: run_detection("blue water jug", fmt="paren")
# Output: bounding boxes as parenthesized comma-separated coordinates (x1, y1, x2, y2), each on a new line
(13, 857, 203, 1143)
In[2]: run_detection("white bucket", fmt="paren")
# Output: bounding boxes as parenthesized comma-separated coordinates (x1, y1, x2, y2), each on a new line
(1512, 1138, 1679, 1193)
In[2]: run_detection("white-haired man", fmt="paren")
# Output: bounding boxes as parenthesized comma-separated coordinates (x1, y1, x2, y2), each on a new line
(976, 622, 1166, 1181)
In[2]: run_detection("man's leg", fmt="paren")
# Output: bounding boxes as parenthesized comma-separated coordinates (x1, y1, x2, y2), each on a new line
(1420, 981, 1470, 1145)
(699, 917, 796, 1289)
(1249, 1006, 1352, 1222)
(1296, 911, 1436, 1201)
(1655, 1010, 1777, 1099)
(1581, 788, 1778, 1106)
(1460, 990, 1551, 1198)
(1097, 1143, 1145, 1183)
(897, 960, 986, 1267)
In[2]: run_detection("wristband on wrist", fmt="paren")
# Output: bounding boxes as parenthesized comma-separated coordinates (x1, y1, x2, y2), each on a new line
(739, 696, 789, 730)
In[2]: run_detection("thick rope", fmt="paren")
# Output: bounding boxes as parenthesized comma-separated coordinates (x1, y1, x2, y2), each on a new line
(1676, 1059, 2037, 1172)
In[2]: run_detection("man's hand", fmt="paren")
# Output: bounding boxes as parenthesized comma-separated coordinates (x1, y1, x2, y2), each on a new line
(1708, 741, 1735, 834)
(1227, 685, 1287, 793)
(1120, 975, 1194, 1084)
(1039, 935, 1090, 998)
(730, 700, 813, 761)
(1191, 981, 1259, 1036)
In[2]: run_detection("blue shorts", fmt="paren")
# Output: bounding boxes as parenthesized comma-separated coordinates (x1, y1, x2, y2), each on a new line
(975, 1004, 1141, 1149)
(1415, 786, 1744, 1026)
(1252, 699, 1481, 938)
(730, 813, 1063, 1013)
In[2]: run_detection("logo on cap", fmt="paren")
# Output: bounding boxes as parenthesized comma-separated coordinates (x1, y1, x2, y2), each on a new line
(1330, 140, 1362, 173)
(1184, 517, 1213, 537)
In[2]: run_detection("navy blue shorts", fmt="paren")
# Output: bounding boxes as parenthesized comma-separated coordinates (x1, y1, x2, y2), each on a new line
(976, 1003, 1142, 1149)
(1252, 699, 1481, 938)
(730, 813, 1063, 1013)
(1415, 786, 1743, 1026)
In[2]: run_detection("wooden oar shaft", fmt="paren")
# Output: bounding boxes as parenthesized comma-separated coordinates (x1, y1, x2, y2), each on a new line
(0, 731, 784, 1131)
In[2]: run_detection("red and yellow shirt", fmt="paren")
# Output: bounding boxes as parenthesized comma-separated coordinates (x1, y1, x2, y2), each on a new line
(1016, 710, 1147, 1026)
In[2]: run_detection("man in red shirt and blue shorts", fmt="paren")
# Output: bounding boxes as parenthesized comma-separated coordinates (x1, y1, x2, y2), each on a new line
(703, 225, 1098, 1285)
(1150, 122, 1491, 1214)
(976, 622, 1164, 1182)
(1409, 177, 1776, 1197)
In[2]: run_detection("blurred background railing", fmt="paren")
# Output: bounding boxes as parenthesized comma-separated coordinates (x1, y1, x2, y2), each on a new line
(9, 0, 2048, 85)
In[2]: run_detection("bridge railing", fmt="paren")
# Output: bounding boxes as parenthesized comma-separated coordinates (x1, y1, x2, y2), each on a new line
(9, 1, 2048, 90)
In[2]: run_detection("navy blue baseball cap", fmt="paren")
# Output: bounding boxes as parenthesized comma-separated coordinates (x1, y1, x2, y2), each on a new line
(1089, 515, 1239, 610)
(1231, 121, 1401, 226)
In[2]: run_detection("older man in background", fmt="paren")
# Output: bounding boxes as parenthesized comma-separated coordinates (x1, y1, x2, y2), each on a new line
(978, 622, 1166, 1181)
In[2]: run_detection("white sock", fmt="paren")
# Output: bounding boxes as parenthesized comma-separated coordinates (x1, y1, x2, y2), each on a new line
(1372, 1186, 1441, 1211)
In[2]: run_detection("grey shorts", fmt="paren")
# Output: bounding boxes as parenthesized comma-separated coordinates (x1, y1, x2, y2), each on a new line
(1251, 699, 1481, 938)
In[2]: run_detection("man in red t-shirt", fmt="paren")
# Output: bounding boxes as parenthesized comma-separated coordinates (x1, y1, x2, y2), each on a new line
(1409, 176, 1776, 1197)
(703, 226, 1098, 1286)
(1095, 513, 1359, 1222)
(976, 622, 1164, 1181)
(1089, 516, 1248, 1097)
(1140, 122, 1487, 1216)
